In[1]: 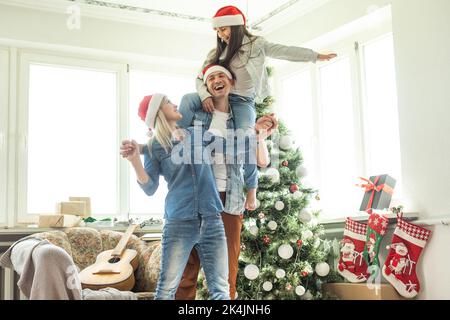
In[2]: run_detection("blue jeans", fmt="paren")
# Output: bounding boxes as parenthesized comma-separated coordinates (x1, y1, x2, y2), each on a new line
(228, 93, 256, 131)
(155, 215, 230, 300)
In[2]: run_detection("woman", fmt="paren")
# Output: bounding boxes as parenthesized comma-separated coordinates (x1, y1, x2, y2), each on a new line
(124, 93, 229, 300)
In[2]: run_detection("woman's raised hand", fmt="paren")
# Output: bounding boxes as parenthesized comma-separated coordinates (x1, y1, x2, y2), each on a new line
(120, 140, 140, 162)
(255, 113, 279, 140)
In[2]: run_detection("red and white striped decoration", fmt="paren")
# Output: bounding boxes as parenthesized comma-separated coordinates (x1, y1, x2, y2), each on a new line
(345, 218, 367, 235)
(398, 219, 431, 241)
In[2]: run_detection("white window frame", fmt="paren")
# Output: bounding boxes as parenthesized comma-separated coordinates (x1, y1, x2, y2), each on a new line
(0, 48, 9, 226)
(16, 52, 128, 224)
(274, 17, 400, 220)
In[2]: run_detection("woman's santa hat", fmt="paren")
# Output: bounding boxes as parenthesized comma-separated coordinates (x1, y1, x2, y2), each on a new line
(200, 64, 233, 83)
(138, 93, 167, 129)
(212, 6, 246, 28)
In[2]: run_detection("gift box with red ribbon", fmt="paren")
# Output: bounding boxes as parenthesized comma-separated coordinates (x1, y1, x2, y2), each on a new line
(357, 174, 396, 212)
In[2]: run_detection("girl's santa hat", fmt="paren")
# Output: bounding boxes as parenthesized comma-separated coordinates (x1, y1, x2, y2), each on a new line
(138, 93, 167, 129)
(212, 6, 246, 28)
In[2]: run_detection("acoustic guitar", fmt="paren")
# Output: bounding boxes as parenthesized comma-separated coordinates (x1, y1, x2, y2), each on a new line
(79, 224, 141, 291)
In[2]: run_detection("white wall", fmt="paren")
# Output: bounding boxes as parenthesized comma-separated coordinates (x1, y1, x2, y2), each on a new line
(267, 0, 450, 299)
(0, 3, 215, 67)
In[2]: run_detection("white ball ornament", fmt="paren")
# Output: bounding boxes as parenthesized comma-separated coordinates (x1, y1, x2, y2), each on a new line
(292, 191, 303, 200)
(275, 201, 285, 211)
(302, 230, 314, 241)
(315, 262, 330, 277)
(262, 281, 273, 291)
(298, 208, 313, 222)
(295, 285, 306, 296)
(301, 290, 313, 300)
(249, 225, 259, 236)
(267, 220, 278, 231)
(275, 269, 286, 279)
(278, 244, 294, 259)
(244, 264, 260, 280)
(265, 168, 280, 184)
(279, 135, 293, 150)
(296, 165, 308, 178)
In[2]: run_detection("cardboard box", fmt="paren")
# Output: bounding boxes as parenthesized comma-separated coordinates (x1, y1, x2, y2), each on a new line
(69, 196, 91, 217)
(38, 214, 81, 228)
(323, 283, 404, 300)
(57, 201, 86, 216)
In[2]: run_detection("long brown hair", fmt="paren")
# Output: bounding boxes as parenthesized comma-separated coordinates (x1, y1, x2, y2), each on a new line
(212, 25, 257, 72)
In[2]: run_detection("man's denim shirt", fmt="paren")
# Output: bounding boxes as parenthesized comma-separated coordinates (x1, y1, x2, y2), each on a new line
(139, 127, 224, 221)
(177, 99, 258, 214)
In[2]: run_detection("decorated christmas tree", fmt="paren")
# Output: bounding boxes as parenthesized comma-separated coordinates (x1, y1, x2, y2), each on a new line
(197, 69, 341, 300)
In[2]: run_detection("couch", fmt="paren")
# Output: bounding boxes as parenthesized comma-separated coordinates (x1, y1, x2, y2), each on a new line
(31, 227, 162, 300)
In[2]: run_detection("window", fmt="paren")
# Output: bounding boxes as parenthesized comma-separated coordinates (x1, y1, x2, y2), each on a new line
(318, 57, 362, 216)
(18, 55, 123, 222)
(128, 70, 194, 216)
(361, 34, 402, 196)
(280, 71, 315, 176)
(278, 33, 402, 219)
(0, 49, 8, 225)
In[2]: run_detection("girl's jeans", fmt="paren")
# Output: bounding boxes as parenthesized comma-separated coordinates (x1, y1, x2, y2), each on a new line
(154, 214, 230, 300)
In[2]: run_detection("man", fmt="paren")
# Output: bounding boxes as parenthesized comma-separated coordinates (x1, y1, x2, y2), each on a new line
(175, 64, 277, 300)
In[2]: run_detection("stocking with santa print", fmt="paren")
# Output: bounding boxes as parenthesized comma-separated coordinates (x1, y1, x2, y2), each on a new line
(382, 214, 432, 298)
(363, 212, 389, 276)
(337, 218, 369, 282)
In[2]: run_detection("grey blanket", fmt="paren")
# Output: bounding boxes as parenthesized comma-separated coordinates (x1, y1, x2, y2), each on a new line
(0, 237, 136, 300)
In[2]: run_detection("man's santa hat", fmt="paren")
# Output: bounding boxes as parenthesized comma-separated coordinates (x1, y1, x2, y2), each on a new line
(138, 93, 167, 129)
(212, 6, 246, 28)
(200, 64, 233, 84)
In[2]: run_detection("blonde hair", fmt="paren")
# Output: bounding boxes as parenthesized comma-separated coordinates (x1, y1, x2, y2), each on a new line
(147, 97, 175, 154)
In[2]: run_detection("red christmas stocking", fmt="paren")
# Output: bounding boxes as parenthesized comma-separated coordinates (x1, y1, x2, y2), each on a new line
(337, 218, 369, 282)
(382, 214, 432, 298)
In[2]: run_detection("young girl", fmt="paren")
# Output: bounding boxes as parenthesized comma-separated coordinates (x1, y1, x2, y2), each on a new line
(124, 93, 229, 300)
(196, 5, 337, 130)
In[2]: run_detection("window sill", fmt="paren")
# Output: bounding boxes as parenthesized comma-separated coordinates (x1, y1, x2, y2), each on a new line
(0, 225, 163, 235)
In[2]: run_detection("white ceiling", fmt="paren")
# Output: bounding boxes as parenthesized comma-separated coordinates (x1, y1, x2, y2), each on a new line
(99, 0, 290, 22)
(2, 0, 332, 34)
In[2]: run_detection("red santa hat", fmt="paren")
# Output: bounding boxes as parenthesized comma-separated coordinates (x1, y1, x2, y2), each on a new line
(369, 233, 376, 243)
(340, 238, 354, 245)
(200, 64, 233, 83)
(212, 6, 246, 28)
(138, 93, 167, 129)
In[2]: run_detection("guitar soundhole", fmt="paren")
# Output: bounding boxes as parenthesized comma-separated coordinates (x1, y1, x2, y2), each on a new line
(108, 257, 121, 264)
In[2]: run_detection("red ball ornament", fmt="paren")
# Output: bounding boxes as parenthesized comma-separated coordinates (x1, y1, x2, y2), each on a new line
(296, 239, 303, 248)
(262, 235, 271, 245)
(282, 160, 289, 167)
(290, 184, 299, 193)
(301, 271, 309, 277)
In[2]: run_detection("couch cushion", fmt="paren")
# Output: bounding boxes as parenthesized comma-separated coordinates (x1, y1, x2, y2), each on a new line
(65, 227, 103, 270)
(33, 230, 73, 258)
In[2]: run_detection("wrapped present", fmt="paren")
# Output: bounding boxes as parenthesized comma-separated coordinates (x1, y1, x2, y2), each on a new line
(69, 196, 91, 218)
(357, 174, 396, 212)
(39, 214, 81, 228)
(57, 201, 86, 216)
